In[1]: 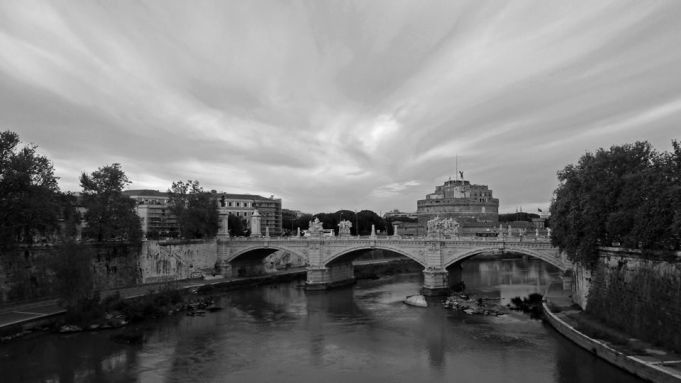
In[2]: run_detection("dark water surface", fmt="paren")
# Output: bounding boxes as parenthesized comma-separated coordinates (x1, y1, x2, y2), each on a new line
(0, 258, 644, 382)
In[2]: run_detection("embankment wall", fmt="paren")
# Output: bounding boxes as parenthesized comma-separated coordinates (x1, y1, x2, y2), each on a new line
(0, 243, 141, 304)
(140, 240, 217, 283)
(575, 247, 681, 352)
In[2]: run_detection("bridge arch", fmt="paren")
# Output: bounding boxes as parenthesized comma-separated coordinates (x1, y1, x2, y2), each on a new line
(323, 245, 426, 268)
(443, 246, 567, 271)
(227, 245, 308, 264)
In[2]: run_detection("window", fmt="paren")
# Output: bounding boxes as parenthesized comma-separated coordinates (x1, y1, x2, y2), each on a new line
(228, 202, 232, 207)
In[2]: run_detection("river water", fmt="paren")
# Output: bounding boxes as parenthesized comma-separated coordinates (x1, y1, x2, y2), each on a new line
(1, 257, 643, 383)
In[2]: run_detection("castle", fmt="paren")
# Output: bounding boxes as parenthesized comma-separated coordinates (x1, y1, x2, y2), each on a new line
(416, 177, 499, 233)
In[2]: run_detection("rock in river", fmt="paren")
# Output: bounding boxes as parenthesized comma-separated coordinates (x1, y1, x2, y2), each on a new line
(404, 295, 428, 308)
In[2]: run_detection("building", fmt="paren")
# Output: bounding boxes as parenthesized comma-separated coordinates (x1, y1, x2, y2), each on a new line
(416, 178, 499, 233)
(123, 190, 179, 238)
(383, 210, 418, 220)
(217, 193, 283, 236)
(124, 190, 283, 238)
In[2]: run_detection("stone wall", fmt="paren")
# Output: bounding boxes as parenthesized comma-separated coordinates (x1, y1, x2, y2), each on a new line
(572, 264, 591, 309)
(139, 239, 218, 283)
(263, 250, 308, 272)
(581, 247, 681, 352)
(0, 243, 141, 305)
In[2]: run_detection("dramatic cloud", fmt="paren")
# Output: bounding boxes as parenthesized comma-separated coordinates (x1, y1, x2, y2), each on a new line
(1, 0, 680, 213)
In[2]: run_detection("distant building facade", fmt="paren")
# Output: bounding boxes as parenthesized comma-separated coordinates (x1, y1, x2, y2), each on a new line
(124, 190, 283, 238)
(217, 193, 282, 236)
(123, 190, 179, 237)
(384, 210, 418, 220)
(416, 178, 499, 233)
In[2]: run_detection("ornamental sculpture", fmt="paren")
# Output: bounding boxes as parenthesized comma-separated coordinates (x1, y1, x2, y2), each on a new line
(426, 216, 460, 237)
(308, 217, 324, 235)
(338, 219, 352, 237)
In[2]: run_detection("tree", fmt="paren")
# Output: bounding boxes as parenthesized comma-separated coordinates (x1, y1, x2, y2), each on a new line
(227, 214, 247, 236)
(550, 141, 680, 267)
(57, 192, 82, 240)
(356, 210, 387, 235)
(0, 130, 61, 248)
(51, 240, 95, 307)
(308, 210, 386, 236)
(168, 180, 219, 239)
(282, 209, 299, 234)
(80, 163, 142, 242)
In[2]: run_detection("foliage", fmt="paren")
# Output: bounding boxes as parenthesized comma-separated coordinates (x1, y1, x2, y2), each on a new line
(281, 210, 313, 234)
(281, 209, 299, 234)
(168, 180, 219, 239)
(107, 287, 184, 322)
(80, 163, 142, 242)
(498, 212, 540, 223)
(227, 214, 247, 236)
(550, 141, 681, 266)
(307, 210, 388, 235)
(0, 130, 61, 248)
(356, 210, 387, 235)
(57, 192, 82, 239)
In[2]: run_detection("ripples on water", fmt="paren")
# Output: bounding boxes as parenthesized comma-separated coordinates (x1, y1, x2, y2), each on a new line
(0, 258, 645, 383)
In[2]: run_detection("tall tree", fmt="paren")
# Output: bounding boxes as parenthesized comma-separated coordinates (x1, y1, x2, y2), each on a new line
(0, 131, 61, 248)
(80, 163, 142, 242)
(281, 209, 299, 234)
(356, 210, 387, 235)
(168, 180, 219, 239)
(227, 214, 247, 237)
(550, 141, 680, 266)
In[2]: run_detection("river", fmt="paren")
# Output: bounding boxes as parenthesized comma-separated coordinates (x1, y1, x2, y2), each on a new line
(0, 257, 644, 382)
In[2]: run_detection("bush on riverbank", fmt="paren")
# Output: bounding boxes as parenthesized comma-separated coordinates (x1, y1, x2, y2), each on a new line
(509, 293, 544, 319)
(106, 288, 184, 322)
(60, 286, 185, 328)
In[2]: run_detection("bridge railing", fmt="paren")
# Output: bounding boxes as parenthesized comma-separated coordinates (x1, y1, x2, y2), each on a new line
(225, 235, 553, 244)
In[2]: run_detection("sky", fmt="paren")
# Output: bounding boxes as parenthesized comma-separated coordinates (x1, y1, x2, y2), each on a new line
(1, 1, 680, 214)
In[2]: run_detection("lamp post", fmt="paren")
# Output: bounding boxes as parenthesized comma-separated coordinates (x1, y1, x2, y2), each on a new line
(354, 210, 359, 237)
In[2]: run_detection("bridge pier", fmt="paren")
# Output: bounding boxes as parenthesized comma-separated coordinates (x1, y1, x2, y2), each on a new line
(305, 261, 355, 290)
(421, 269, 449, 296)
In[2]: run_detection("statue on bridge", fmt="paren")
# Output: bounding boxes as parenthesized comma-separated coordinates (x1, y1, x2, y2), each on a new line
(308, 218, 324, 235)
(427, 216, 460, 237)
(338, 220, 352, 237)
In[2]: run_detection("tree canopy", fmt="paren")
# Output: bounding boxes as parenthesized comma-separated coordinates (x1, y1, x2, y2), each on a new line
(0, 130, 61, 248)
(498, 212, 540, 223)
(168, 180, 219, 239)
(550, 141, 681, 266)
(80, 163, 142, 242)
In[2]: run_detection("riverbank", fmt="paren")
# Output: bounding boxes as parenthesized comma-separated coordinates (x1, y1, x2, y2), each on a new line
(0, 268, 307, 342)
(0, 258, 419, 342)
(544, 285, 681, 383)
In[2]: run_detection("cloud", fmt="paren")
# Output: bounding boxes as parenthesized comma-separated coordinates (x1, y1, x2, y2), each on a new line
(1, 0, 680, 214)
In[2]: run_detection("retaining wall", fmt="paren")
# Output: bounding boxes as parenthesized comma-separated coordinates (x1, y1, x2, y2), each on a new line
(0, 243, 141, 304)
(140, 240, 218, 283)
(575, 247, 681, 353)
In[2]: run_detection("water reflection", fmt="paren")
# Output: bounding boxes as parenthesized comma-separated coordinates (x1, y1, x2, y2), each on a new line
(0, 258, 645, 383)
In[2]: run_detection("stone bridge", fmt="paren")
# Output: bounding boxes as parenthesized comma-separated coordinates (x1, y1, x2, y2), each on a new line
(218, 234, 571, 295)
